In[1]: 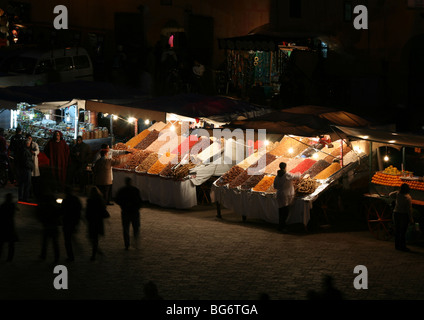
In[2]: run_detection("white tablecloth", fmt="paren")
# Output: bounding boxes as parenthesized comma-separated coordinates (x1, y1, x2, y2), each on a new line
(113, 170, 198, 209)
(211, 185, 313, 226)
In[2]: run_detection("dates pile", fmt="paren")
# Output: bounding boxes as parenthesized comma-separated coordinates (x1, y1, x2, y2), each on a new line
(215, 165, 244, 187)
(173, 163, 196, 180)
(240, 174, 265, 190)
(135, 153, 159, 173)
(112, 142, 128, 150)
(135, 130, 160, 150)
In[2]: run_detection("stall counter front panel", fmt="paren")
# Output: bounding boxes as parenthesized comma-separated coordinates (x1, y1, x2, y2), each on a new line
(112, 169, 197, 209)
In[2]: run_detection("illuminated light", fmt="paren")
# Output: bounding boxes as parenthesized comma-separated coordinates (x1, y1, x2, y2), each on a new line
(45, 114, 50, 120)
(361, 135, 369, 139)
(170, 125, 175, 131)
(104, 113, 109, 117)
(18, 201, 38, 206)
(288, 147, 294, 154)
(113, 115, 118, 120)
(145, 119, 150, 125)
(56, 198, 63, 204)
(264, 140, 270, 146)
(353, 146, 362, 153)
(66, 116, 70, 122)
(128, 117, 136, 123)
(384, 155, 389, 162)
(388, 140, 396, 144)
(29, 114, 34, 120)
(312, 153, 319, 159)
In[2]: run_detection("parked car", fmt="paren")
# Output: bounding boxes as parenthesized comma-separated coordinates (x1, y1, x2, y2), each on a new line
(0, 46, 94, 87)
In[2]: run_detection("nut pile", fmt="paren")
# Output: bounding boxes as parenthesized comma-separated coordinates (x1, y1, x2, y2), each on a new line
(314, 162, 342, 180)
(294, 177, 320, 194)
(215, 165, 245, 186)
(126, 129, 150, 149)
(135, 153, 159, 173)
(135, 130, 160, 150)
(248, 153, 276, 175)
(173, 163, 197, 180)
(302, 160, 330, 178)
(112, 142, 128, 150)
(240, 174, 265, 190)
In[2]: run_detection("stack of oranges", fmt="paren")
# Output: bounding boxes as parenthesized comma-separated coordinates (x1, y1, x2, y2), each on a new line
(372, 171, 424, 191)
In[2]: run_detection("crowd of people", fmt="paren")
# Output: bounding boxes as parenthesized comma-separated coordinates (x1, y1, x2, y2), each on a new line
(0, 127, 144, 263)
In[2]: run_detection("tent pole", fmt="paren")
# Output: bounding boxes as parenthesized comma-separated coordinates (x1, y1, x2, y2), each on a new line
(369, 141, 373, 186)
(402, 147, 405, 171)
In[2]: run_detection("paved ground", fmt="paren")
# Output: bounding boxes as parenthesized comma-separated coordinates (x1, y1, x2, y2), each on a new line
(1, 181, 424, 303)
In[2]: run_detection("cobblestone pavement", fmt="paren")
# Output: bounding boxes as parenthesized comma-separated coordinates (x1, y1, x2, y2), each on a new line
(1, 183, 424, 302)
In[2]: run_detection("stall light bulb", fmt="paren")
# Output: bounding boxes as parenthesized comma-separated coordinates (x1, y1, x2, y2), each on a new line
(104, 113, 109, 117)
(170, 125, 175, 131)
(312, 153, 319, 159)
(66, 116, 70, 122)
(288, 147, 294, 154)
(128, 117, 135, 123)
(29, 114, 34, 120)
(145, 119, 150, 125)
(384, 155, 389, 162)
(56, 198, 63, 204)
(264, 140, 269, 146)
(113, 115, 118, 120)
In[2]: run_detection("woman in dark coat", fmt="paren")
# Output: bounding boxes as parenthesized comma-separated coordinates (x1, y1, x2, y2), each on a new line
(85, 186, 109, 261)
(0, 193, 18, 261)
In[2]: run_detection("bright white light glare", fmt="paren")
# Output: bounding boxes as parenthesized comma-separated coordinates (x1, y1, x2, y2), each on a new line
(264, 140, 269, 146)
(104, 113, 109, 117)
(113, 115, 118, 120)
(66, 116, 70, 122)
(128, 117, 136, 123)
(56, 198, 63, 204)
(45, 114, 50, 120)
(29, 114, 34, 120)
(145, 119, 150, 125)
(362, 135, 369, 139)
(312, 153, 319, 159)
(353, 146, 362, 153)
(384, 155, 389, 162)
(170, 125, 176, 131)
(388, 140, 396, 144)
(288, 147, 294, 154)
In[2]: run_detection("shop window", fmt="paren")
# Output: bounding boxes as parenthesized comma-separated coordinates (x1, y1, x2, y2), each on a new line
(54, 56, 73, 72)
(289, 0, 302, 18)
(344, 1, 353, 22)
(73, 55, 90, 69)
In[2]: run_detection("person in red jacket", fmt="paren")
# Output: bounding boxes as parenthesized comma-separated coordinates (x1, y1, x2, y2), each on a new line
(43, 130, 70, 193)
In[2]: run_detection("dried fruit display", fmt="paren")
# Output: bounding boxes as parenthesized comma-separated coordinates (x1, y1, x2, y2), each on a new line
(314, 162, 342, 180)
(214, 165, 245, 186)
(314, 140, 342, 161)
(237, 149, 267, 169)
(324, 144, 352, 163)
(265, 157, 290, 175)
(172, 136, 199, 156)
(286, 158, 303, 172)
(161, 122, 182, 135)
(135, 130, 160, 150)
(343, 150, 366, 166)
(303, 160, 331, 178)
(228, 170, 249, 189)
(189, 137, 212, 157)
(294, 177, 320, 194)
(247, 153, 276, 175)
(148, 121, 166, 132)
(269, 136, 311, 158)
(114, 150, 152, 171)
(290, 159, 316, 174)
(147, 153, 177, 175)
(146, 133, 181, 153)
(173, 162, 197, 180)
(126, 129, 150, 149)
(159, 162, 176, 178)
(112, 142, 128, 150)
(135, 152, 159, 173)
(252, 176, 276, 192)
(240, 173, 265, 190)
(195, 141, 223, 163)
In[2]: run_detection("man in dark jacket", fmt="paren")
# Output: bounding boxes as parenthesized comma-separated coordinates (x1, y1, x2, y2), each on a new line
(115, 177, 142, 250)
(16, 138, 34, 202)
(69, 136, 92, 193)
(8, 126, 25, 184)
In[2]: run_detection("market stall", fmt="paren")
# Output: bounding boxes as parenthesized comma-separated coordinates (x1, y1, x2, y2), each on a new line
(210, 133, 367, 227)
(336, 125, 424, 240)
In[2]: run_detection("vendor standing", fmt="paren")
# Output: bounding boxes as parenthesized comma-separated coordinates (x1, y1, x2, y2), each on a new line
(273, 162, 301, 233)
(69, 135, 92, 192)
(44, 130, 70, 193)
(389, 183, 414, 252)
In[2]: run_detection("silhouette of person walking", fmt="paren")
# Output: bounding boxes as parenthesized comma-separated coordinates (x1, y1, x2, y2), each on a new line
(0, 193, 18, 262)
(37, 188, 61, 262)
(307, 275, 344, 300)
(61, 186, 82, 262)
(142, 281, 163, 300)
(115, 177, 142, 250)
(85, 186, 109, 261)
